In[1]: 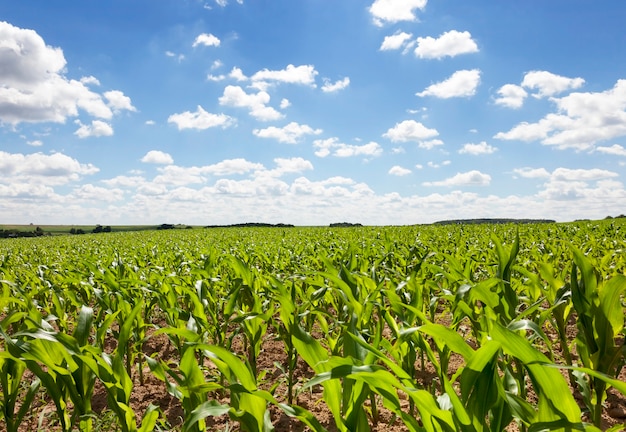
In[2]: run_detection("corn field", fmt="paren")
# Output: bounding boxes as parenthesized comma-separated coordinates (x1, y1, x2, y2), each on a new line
(0, 221, 625, 431)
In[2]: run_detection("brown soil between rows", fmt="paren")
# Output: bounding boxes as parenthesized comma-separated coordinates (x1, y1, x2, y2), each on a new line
(11, 317, 626, 432)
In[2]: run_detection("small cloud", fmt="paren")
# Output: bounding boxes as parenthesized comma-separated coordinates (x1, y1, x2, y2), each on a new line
(369, 0, 427, 26)
(380, 31, 413, 51)
(167, 105, 234, 130)
(211, 60, 223, 70)
(165, 51, 185, 62)
(280, 98, 291, 109)
(512, 167, 551, 179)
(193, 33, 221, 48)
(383, 120, 439, 147)
(207, 74, 226, 81)
(104, 90, 137, 113)
(74, 120, 114, 138)
(313, 138, 382, 158)
(229, 67, 248, 81)
(459, 141, 497, 155)
(417, 69, 481, 98)
(145, 120, 156, 125)
(423, 170, 491, 187)
(596, 144, 626, 156)
(414, 30, 479, 59)
(253, 122, 322, 144)
(494, 84, 528, 109)
(27, 140, 43, 147)
(389, 165, 412, 176)
(80, 76, 100, 86)
(522, 70, 585, 98)
(141, 150, 174, 165)
(321, 77, 350, 93)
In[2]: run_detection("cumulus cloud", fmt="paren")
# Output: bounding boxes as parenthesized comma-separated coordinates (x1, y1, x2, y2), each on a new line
(383, 120, 440, 148)
(522, 70, 585, 98)
(321, 77, 350, 93)
(512, 167, 551, 179)
(596, 144, 626, 156)
(389, 165, 412, 176)
(414, 30, 478, 59)
(313, 138, 382, 158)
(253, 122, 322, 144)
(380, 31, 413, 51)
(74, 120, 114, 138)
(251, 64, 318, 89)
(141, 150, 174, 165)
(0, 151, 98, 185)
(423, 170, 491, 187)
(259, 157, 314, 178)
(494, 84, 528, 109)
(0, 21, 132, 125)
(495, 79, 626, 150)
(104, 90, 137, 113)
(459, 141, 497, 155)
(416, 69, 481, 98)
(218, 85, 283, 121)
(192, 33, 221, 47)
(205, 158, 265, 176)
(535, 167, 620, 201)
(167, 105, 235, 130)
(369, 0, 427, 26)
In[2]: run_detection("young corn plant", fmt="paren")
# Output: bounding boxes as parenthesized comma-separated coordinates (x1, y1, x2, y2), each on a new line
(569, 248, 626, 426)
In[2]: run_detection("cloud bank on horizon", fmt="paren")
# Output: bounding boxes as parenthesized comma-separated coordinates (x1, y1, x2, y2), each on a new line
(1, 0, 625, 225)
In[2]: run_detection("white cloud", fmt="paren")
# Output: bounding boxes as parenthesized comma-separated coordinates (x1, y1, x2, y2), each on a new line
(0, 22, 136, 125)
(80, 76, 100, 86)
(104, 90, 136, 113)
(512, 167, 551, 179)
(414, 30, 478, 59)
(253, 122, 322, 144)
(251, 64, 318, 89)
(389, 165, 412, 176)
(280, 98, 291, 109)
(27, 140, 43, 147)
(207, 74, 226, 81)
(383, 120, 439, 146)
(165, 51, 185, 62)
(206, 158, 265, 176)
(167, 105, 235, 130)
(74, 120, 114, 138)
(218, 85, 283, 121)
(192, 33, 221, 48)
(495, 79, 626, 150)
(494, 84, 528, 109)
(369, 0, 427, 26)
(459, 141, 497, 155)
(229, 67, 247, 81)
(0, 151, 98, 185)
(72, 184, 124, 202)
(259, 157, 314, 178)
(380, 31, 413, 51)
(416, 69, 481, 98)
(313, 138, 382, 158)
(536, 168, 620, 201)
(424, 170, 491, 187)
(521, 70, 585, 98)
(596, 144, 626, 156)
(321, 77, 350, 93)
(141, 150, 174, 165)
(551, 167, 617, 182)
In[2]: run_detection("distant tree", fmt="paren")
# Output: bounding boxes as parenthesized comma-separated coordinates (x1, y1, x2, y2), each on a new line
(93, 225, 103, 233)
(103, 226, 112, 232)
(34, 226, 44, 236)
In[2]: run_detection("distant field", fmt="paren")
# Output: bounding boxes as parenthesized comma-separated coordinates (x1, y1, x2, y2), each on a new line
(0, 224, 193, 235)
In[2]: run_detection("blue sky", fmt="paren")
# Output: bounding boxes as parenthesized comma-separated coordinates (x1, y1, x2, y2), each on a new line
(1, 0, 626, 225)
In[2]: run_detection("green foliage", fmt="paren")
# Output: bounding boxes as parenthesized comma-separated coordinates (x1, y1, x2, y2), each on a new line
(0, 221, 624, 430)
